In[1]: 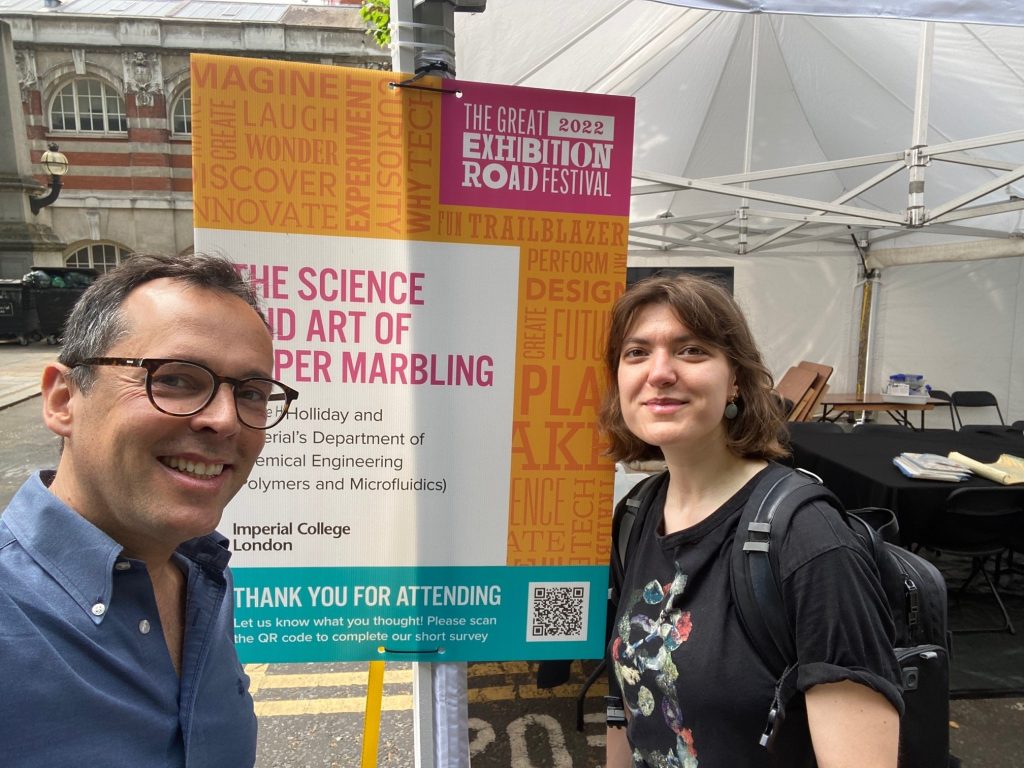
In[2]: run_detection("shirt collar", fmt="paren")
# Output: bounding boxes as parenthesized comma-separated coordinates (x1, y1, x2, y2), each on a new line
(3, 471, 233, 622)
(180, 529, 233, 576)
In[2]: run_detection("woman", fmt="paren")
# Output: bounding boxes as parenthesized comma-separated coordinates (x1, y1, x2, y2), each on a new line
(601, 275, 902, 767)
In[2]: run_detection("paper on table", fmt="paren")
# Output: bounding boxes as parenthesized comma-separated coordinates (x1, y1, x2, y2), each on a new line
(946, 452, 1024, 485)
(901, 453, 971, 474)
(893, 455, 970, 482)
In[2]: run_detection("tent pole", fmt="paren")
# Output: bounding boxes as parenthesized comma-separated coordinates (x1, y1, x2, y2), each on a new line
(855, 268, 881, 401)
(855, 22, 932, 411)
(738, 14, 760, 254)
(906, 22, 934, 227)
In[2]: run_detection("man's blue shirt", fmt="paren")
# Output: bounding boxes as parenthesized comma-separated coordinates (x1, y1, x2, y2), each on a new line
(0, 472, 257, 767)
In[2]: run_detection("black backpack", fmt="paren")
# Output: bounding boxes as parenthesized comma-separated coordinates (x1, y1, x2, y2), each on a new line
(609, 463, 954, 768)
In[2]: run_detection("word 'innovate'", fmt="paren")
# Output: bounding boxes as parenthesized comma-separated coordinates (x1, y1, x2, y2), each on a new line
(235, 584, 502, 608)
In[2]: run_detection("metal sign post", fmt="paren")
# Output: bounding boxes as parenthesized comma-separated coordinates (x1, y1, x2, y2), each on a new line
(391, 4, 470, 767)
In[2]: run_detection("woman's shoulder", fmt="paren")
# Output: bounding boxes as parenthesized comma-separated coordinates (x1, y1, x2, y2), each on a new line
(774, 485, 873, 581)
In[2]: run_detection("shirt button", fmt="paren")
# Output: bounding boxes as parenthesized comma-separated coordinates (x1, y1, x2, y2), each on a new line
(139, 620, 151, 635)
(91, 603, 106, 616)
(115, 561, 131, 571)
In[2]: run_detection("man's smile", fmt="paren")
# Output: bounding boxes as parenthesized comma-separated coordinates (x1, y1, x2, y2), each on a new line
(159, 455, 226, 478)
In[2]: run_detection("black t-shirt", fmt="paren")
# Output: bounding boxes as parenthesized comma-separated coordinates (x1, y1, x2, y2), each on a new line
(608, 465, 903, 767)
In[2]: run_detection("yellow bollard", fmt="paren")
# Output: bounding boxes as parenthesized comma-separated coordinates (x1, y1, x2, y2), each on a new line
(360, 659, 386, 767)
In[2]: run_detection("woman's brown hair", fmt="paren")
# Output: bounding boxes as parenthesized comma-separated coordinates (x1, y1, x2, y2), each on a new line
(598, 274, 788, 463)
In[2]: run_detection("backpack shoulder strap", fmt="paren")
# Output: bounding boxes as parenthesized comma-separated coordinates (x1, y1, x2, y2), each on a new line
(610, 470, 668, 607)
(730, 463, 845, 749)
(730, 464, 844, 675)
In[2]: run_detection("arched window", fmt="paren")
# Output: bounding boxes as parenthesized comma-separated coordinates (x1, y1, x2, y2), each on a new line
(65, 243, 127, 274)
(171, 87, 192, 135)
(50, 78, 128, 134)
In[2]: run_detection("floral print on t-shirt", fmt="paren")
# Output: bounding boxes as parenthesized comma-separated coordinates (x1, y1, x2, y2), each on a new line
(611, 564, 698, 768)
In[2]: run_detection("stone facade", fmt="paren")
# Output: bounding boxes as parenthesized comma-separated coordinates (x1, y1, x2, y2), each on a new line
(0, 0, 388, 277)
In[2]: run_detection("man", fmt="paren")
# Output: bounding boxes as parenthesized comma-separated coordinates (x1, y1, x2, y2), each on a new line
(0, 253, 298, 766)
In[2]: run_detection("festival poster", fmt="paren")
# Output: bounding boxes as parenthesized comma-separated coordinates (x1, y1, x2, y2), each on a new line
(190, 54, 634, 663)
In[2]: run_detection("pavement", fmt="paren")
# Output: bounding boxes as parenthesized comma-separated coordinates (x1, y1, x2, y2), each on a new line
(0, 340, 58, 411)
(2, 339, 1023, 766)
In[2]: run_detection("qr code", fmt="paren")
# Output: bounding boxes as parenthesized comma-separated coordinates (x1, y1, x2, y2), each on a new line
(526, 582, 589, 642)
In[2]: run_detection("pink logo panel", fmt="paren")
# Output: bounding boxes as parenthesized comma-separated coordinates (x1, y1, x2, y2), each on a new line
(440, 81, 635, 216)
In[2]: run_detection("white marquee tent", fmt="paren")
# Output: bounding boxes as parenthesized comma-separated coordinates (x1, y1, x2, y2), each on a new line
(452, 0, 1024, 424)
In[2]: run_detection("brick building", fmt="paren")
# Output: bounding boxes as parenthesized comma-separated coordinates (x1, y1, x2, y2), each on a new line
(0, 0, 387, 277)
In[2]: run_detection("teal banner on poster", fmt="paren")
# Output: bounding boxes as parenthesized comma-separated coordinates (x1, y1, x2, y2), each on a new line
(232, 565, 607, 663)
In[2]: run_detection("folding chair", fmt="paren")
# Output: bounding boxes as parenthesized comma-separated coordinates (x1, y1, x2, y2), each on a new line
(926, 389, 956, 430)
(916, 487, 1024, 634)
(951, 390, 1005, 429)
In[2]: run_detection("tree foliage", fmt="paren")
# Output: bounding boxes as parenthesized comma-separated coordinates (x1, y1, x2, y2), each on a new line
(360, 0, 391, 47)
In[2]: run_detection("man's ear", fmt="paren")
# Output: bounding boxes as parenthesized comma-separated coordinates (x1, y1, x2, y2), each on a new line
(41, 364, 75, 438)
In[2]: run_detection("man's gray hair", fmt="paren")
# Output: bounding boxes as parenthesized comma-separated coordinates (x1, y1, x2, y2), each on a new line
(58, 252, 267, 391)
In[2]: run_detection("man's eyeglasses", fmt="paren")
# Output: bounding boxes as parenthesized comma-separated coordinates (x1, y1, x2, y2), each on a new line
(71, 357, 299, 430)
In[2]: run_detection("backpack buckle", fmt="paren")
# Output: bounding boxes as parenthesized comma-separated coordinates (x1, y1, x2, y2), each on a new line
(759, 704, 781, 748)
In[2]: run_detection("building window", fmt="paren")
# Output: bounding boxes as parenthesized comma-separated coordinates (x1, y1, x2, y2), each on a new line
(66, 243, 126, 273)
(51, 79, 128, 133)
(171, 87, 192, 135)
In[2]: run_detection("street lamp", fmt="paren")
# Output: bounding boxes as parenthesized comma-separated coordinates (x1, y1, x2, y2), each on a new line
(29, 142, 69, 215)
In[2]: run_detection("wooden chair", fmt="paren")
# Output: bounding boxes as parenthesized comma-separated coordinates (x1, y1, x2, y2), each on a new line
(774, 361, 833, 421)
(775, 366, 816, 420)
(792, 361, 833, 421)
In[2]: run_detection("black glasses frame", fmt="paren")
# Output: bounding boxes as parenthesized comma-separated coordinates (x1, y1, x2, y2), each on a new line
(71, 357, 299, 429)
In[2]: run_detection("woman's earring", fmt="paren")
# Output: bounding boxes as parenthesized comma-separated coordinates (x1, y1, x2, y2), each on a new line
(724, 397, 739, 420)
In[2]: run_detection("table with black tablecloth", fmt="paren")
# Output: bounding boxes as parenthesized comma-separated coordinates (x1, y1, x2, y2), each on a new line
(787, 426, 1024, 546)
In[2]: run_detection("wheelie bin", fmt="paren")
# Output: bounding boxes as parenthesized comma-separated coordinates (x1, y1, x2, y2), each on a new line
(0, 279, 40, 345)
(23, 266, 98, 345)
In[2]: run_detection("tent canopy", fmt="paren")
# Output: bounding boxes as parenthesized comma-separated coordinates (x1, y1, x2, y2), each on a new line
(651, 0, 1024, 27)
(453, 1, 1024, 421)
(456, 2, 1024, 267)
